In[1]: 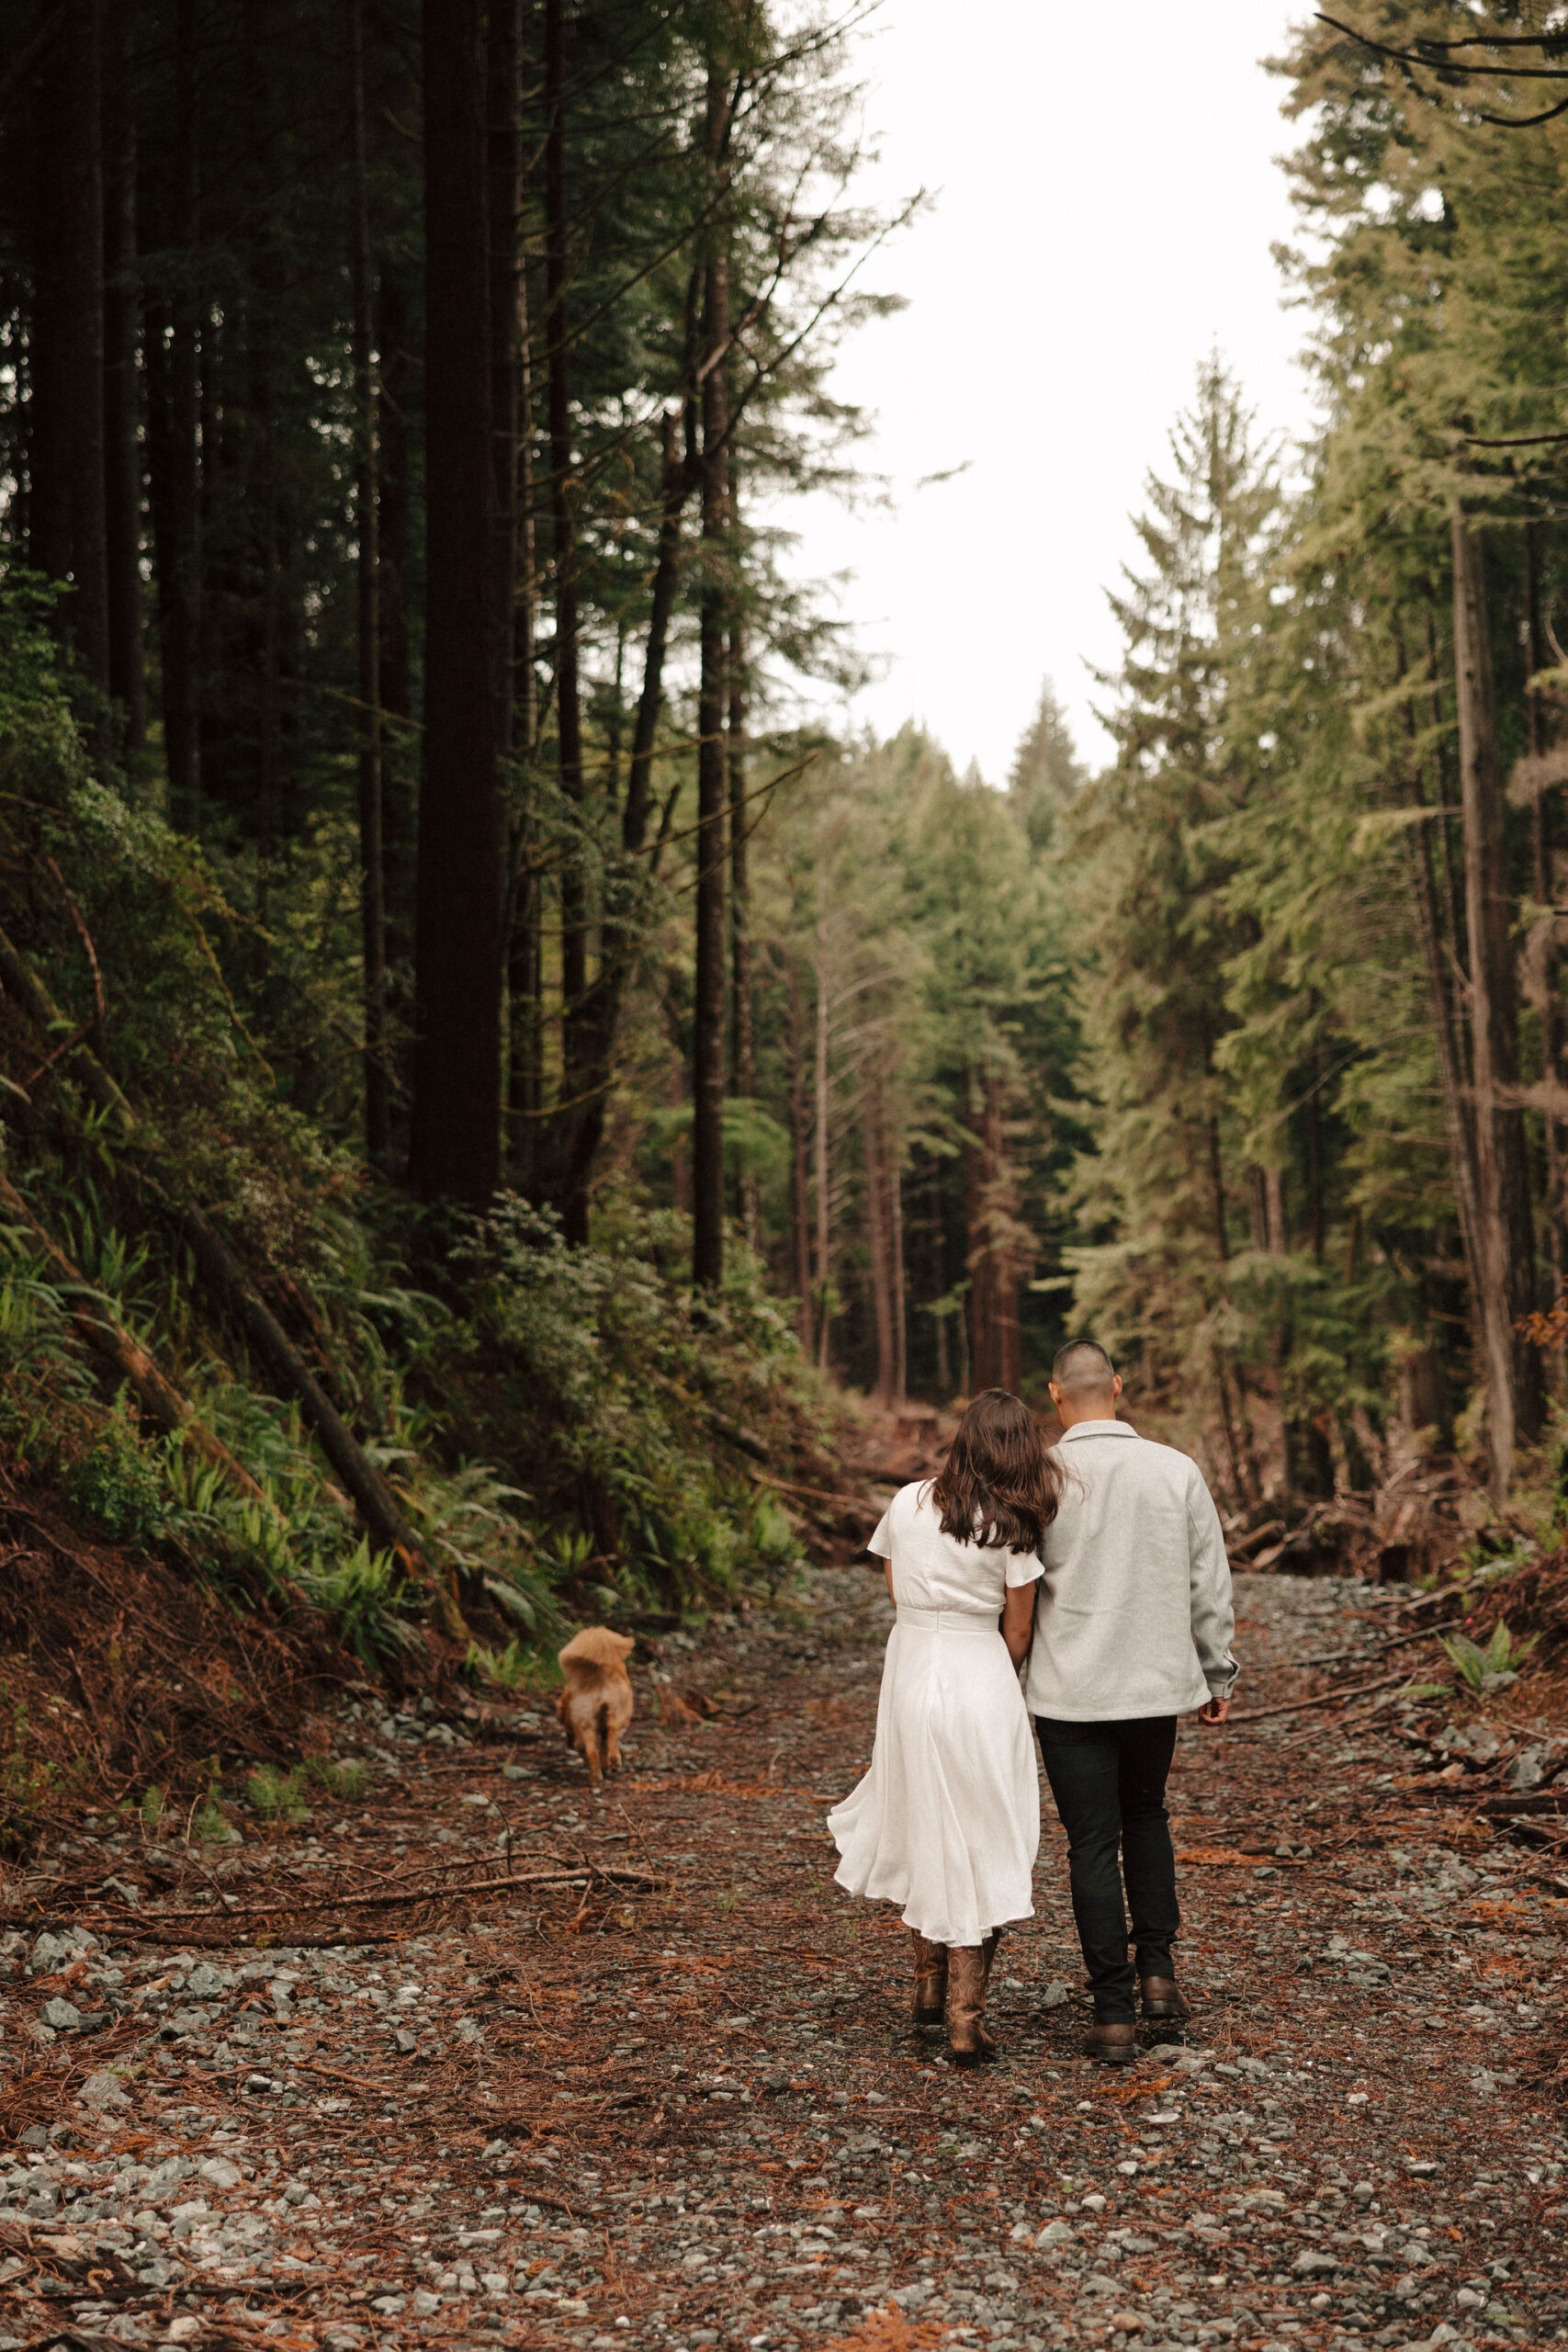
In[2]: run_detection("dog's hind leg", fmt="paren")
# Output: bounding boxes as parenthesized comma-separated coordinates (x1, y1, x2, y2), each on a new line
(582, 1711, 604, 1786)
(602, 1702, 622, 1775)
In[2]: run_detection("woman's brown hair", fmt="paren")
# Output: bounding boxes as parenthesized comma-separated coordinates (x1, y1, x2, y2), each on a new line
(929, 1387, 1061, 1553)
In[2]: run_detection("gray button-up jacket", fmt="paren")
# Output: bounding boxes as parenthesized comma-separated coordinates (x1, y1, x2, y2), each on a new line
(1023, 1419, 1239, 1722)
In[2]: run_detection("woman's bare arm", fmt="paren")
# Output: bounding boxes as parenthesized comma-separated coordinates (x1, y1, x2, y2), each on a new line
(1002, 1579, 1036, 1668)
(885, 1559, 895, 1604)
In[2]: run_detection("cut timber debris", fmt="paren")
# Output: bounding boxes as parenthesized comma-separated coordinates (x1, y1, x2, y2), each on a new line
(0, 922, 468, 1645)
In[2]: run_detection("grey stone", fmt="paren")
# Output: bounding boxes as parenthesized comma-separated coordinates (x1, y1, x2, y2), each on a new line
(77, 2071, 130, 2110)
(40, 1997, 80, 2030)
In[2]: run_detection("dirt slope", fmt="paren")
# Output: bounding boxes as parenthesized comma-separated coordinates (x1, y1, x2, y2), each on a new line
(0, 1569, 1564, 2352)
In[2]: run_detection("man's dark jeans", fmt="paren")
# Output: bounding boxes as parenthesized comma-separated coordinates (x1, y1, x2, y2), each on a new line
(1033, 1713, 1179, 2022)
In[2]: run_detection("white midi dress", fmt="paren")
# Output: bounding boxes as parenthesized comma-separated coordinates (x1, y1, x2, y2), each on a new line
(828, 1481, 1043, 1949)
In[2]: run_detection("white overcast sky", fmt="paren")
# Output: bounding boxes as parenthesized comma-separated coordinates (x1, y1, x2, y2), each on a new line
(773, 0, 1321, 779)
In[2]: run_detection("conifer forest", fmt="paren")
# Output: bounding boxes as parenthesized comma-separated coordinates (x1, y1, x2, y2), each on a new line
(6, 9, 1568, 2352)
(2, 0, 1568, 1633)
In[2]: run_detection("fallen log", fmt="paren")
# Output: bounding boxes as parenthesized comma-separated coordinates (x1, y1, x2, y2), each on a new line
(0, 922, 468, 1644)
(0, 1168, 271, 1510)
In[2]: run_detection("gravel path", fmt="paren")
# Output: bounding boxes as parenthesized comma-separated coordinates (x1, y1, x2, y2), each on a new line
(2, 1568, 1565, 2352)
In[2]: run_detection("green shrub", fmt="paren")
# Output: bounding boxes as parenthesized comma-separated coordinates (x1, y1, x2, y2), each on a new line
(65, 1409, 166, 1545)
(1438, 1619, 1539, 1697)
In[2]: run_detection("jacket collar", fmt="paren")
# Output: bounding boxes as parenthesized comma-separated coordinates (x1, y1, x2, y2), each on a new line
(1057, 1418, 1137, 1442)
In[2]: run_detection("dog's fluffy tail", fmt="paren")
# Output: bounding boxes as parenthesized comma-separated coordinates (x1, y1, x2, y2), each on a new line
(558, 1624, 636, 1672)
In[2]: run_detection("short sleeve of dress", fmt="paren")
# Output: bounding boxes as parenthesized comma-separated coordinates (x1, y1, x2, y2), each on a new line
(1004, 1546, 1043, 1587)
(866, 1510, 893, 1558)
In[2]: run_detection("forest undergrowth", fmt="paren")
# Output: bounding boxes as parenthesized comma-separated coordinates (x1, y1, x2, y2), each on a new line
(0, 582, 865, 1851)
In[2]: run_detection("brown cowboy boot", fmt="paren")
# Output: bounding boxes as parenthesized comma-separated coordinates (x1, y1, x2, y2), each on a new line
(981, 1927, 1003, 1990)
(947, 1945, 996, 2066)
(1139, 1974, 1190, 2021)
(910, 1932, 948, 2030)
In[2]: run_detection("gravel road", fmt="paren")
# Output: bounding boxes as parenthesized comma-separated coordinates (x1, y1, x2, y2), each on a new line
(1, 1567, 1565, 2352)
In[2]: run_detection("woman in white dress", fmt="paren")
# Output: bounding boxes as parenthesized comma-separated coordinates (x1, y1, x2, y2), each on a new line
(829, 1389, 1061, 2064)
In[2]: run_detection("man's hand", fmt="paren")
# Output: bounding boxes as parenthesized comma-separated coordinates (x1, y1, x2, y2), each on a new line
(1198, 1694, 1231, 1726)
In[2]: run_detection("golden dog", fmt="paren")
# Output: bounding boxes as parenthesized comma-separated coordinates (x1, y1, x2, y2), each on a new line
(556, 1626, 636, 1785)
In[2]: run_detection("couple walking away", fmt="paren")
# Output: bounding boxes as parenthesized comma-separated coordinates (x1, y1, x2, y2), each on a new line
(829, 1340, 1239, 2067)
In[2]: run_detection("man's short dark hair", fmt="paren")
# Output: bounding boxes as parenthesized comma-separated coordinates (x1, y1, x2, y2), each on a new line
(1052, 1338, 1116, 1394)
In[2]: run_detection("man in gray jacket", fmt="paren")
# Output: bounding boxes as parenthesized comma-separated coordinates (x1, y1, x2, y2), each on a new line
(1026, 1340, 1238, 2064)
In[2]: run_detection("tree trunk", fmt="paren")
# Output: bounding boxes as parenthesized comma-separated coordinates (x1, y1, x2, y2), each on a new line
(347, 0, 389, 1170)
(863, 1071, 896, 1404)
(544, 0, 589, 1238)
(375, 269, 414, 999)
(527, 401, 699, 1218)
(488, 0, 521, 767)
(814, 902, 831, 1369)
(728, 614, 758, 1250)
(143, 0, 201, 825)
(787, 956, 813, 1354)
(889, 1114, 907, 1404)
(409, 0, 502, 1207)
(33, 0, 110, 718)
(692, 65, 731, 1291)
(102, 3, 143, 749)
(964, 1070, 991, 1392)
(1452, 514, 1542, 1490)
(377, 277, 412, 732)
(1398, 635, 1484, 1320)
(1526, 523, 1565, 1296)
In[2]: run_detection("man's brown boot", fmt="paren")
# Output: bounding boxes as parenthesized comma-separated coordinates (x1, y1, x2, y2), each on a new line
(1085, 2019, 1138, 2064)
(946, 1945, 996, 2066)
(911, 1933, 948, 2030)
(1139, 1975, 1190, 2021)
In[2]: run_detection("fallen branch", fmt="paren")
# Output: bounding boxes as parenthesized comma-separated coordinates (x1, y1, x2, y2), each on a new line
(0, 922, 468, 1644)
(70, 1860, 663, 1933)
(1476, 1790, 1568, 1817)
(1228, 1667, 1418, 1726)
(0, 1169, 271, 1510)
(745, 1468, 878, 1516)
(1288, 1622, 1447, 1671)
(299, 2057, 399, 2095)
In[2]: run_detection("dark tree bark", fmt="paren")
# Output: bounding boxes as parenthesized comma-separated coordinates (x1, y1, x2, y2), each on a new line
(692, 65, 732, 1290)
(348, 0, 388, 1168)
(33, 0, 110, 717)
(505, 225, 542, 1179)
(544, 0, 589, 1236)
(408, 0, 502, 1206)
(377, 276, 412, 732)
(102, 2, 144, 748)
(375, 270, 414, 996)
(1395, 617, 1483, 1321)
(143, 0, 201, 825)
(488, 0, 521, 765)
(1452, 514, 1543, 1491)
